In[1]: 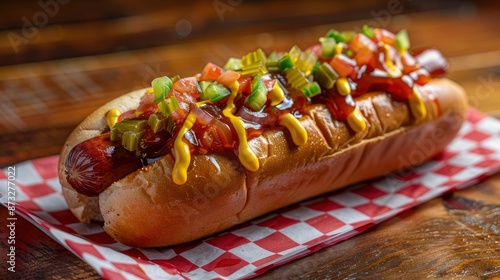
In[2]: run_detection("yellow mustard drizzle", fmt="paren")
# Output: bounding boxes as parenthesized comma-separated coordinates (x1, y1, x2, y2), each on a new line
(390, 42, 426, 120)
(382, 44, 402, 78)
(106, 108, 122, 129)
(279, 113, 308, 146)
(347, 107, 367, 133)
(223, 81, 260, 172)
(270, 82, 285, 106)
(335, 43, 344, 56)
(409, 87, 427, 120)
(336, 77, 351, 96)
(172, 111, 197, 185)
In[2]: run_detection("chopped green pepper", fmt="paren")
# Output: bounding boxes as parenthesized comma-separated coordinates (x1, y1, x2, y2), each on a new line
(265, 51, 280, 72)
(319, 37, 336, 58)
(171, 75, 181, 83)
(314, 62, 339, 89)
(245, 76, 267, 111)
(395, 29, 410, 52)
(289, 45, 302, 63)
(223, 57, 242, 71)
(200, 81, 231, 102)
(198, 81, 213, 93)
(110, 119, 148, 151)
(301, 81, 322, 98)
(241, 61, 268, 76)
(151, 76, 173, 103)
(112, 119, 148, 134)
(278, 53, 295, 71)
(325, 29, 347, 43)
(165, 116, 174, 133)
(241, 48, 267, 67)
(110, 127, 120, 142)
(122, 130, 145, 152)
(285, 68, 309, 90)
(267, 51, 278, 61)
(341, 30, 356, 43)
(312, 60, 321, 75)
(361, 25, 375, 38)
(158, 96, 179, 116)
(295, 51, 318, 76)
(148, 113, 166, 133)
(148, 113, 174, 133)
(240, 49, 269, 76)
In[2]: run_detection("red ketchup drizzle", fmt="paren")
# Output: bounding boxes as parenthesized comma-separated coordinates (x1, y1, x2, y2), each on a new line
(314, 44, 448, 122)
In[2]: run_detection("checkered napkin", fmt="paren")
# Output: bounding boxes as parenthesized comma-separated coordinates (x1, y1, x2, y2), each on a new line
(2, 108, 500, 279)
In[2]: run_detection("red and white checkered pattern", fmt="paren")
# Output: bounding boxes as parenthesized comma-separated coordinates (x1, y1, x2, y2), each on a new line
(2, 108, 500, 279)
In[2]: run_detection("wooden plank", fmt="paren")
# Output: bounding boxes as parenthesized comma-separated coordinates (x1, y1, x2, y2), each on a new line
(0, 206, 100, 279)
(0, 0, 395, 65)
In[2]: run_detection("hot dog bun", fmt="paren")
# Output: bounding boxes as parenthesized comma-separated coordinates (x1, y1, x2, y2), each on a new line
(59, 89, 147, 223)
(58, 78, 467, 247)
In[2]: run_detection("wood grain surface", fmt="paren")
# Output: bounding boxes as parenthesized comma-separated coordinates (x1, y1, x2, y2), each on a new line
(257, 174, 500, 279)
(1, 0, 500, 279)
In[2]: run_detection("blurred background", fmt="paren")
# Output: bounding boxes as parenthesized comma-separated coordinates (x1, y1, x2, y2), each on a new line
(0, 0, 499, 166)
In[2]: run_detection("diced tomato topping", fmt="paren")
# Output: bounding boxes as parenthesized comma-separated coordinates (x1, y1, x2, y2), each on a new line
(410, 69, 432, 85)
(354, 47, 375, 69)
(399, 53, 419, 74)
(134, 93, 158, 119)
(173, 77, 200, 99)
(237, 76, 252, 95)
(306, 44, 323, 58)
(374, 28, 395, 45)
(349, 33, 377, 52)
(168, 90, 196, 124)
(191, 104, 235, 150)
(138, 91, 155, 106)
(170, 107, 189, 124)
(329, 55, 355, 77)
(135, 104, 158, 119)
(216, 70, 241, 88)
(199, 62, 223, 81)
(172, 89, 196, 105)
(262, 76, 276, 92)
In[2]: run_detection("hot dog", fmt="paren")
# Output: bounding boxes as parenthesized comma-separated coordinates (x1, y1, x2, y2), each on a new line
(58, 27, 468, 247)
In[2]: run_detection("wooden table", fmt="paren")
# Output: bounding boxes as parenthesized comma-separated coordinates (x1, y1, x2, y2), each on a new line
(1, 0, 499, 278)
